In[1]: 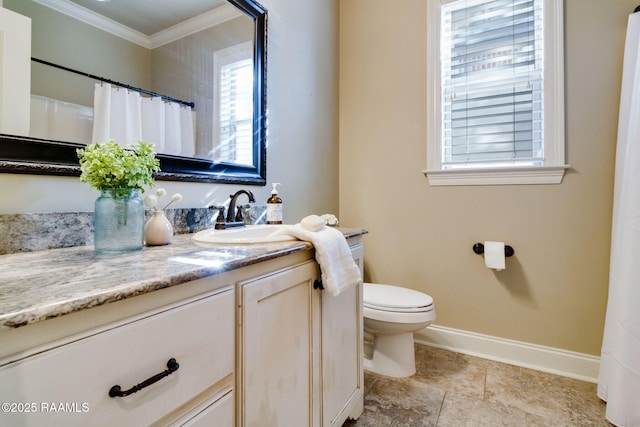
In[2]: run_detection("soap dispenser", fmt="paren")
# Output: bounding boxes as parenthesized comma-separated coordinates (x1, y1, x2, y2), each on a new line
(266, 183, 283, 224)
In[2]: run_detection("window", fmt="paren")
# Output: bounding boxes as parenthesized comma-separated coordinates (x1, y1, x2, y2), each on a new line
(213, 42, 254, 166)
(426, 0, 567, 185)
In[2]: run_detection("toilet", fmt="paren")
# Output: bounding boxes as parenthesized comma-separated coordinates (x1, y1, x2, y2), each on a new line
(363, 283, 435, 378)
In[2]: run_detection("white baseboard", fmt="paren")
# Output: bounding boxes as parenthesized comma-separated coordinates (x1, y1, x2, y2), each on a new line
(414, 325, 600, 383)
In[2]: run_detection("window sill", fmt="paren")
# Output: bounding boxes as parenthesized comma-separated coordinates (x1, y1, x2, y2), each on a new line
(423, 165, 571, 186)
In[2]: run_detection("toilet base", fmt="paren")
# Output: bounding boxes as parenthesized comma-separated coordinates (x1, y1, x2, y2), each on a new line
(363, 331, 416, 378)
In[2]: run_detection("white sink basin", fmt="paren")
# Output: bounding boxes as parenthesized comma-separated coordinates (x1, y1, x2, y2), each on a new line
(192, 224, 296, 244)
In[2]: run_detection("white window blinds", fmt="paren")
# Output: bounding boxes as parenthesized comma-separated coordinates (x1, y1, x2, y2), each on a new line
(440, 0, 544, 168)
(218, 57, 254, 166)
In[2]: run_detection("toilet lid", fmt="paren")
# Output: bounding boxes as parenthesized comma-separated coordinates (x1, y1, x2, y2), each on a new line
(363, 283, 434, 313)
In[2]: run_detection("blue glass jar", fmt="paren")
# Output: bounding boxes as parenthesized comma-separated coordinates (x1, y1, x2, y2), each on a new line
(94, 189, 144, 253)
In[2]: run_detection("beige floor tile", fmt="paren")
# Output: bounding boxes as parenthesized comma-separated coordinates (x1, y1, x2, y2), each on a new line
(415, 345, 458, 365)
(525, 411, 579, 427)
(454, 353, 521, 371)
(437, 391, 528, 427)
(343, 407, 394, 427)
(414, 351, 486, 399)
(484, 363, 612, 426)
(536, 372, 611, 427)
(363, 370, 379, 395)
(346, 373, 445, 427)
(485, 363, 575, 422)
(344, 344, 612, 427)
(526, 408, 614, 427)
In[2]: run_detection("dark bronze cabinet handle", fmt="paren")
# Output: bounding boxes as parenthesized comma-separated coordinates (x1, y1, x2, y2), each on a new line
(109, 358, 180, 398)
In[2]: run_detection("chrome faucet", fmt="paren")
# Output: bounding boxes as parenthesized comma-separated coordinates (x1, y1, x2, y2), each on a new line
(227, 190, 255, 222)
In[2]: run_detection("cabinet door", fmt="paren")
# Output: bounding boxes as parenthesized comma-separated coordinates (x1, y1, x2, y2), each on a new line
(238, 261, 320, 427)
(322, 243, 364, 426)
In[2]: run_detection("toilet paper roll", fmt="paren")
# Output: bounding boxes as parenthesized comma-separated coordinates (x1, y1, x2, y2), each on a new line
(484, 241, 506, 271)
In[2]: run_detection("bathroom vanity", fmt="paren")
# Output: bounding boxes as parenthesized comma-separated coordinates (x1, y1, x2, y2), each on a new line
(0, 229, 365, 426)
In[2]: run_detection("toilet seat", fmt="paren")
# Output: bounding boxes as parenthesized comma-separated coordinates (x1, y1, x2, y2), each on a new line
(364, 283, 434, 313)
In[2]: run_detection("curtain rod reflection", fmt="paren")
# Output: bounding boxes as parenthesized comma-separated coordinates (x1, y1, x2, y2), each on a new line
(31, 57, 195, 109)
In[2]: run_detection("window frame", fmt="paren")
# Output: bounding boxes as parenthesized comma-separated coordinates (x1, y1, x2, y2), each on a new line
(425, 0, 568, 186)
(213, 41, 255, 166)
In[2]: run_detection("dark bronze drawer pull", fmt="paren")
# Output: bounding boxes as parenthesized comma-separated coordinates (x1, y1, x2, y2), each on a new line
(109, 358, 180, 398)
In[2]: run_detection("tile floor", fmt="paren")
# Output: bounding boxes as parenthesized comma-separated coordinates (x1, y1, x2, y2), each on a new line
(343, 344, 614, 427)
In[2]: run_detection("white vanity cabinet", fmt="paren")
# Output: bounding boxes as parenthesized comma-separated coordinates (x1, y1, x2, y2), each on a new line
(0, 232, 365, 427)
(322, 242, 364, 426)
(0, 283, 235, 427)
(237, 239, 364, 427)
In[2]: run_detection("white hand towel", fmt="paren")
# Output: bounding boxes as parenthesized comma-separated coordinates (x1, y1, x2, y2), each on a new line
(272, 215, 361, 296)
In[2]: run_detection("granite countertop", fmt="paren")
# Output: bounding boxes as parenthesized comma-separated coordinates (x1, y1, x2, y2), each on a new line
(0, 228, 367, 331)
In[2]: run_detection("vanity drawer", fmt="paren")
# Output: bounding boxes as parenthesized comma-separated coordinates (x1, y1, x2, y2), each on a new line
(0, 287, 234, 427)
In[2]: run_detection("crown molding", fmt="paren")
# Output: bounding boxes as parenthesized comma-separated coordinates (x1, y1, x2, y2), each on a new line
(34, 0, 150, 48)
(33, 0, 242, 50)
(149, 5, 242, 49)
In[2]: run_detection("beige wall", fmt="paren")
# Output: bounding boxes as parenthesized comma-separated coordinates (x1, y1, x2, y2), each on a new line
(339, 0, 633, 356)
(5, 0, 150, 107)
(0, 0, 340, 222)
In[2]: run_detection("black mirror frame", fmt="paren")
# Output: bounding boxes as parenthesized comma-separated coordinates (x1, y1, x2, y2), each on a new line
(0, 0, 267, 186)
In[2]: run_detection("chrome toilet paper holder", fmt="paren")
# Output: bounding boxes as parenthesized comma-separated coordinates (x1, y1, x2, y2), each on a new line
(473, 243, 514, 257)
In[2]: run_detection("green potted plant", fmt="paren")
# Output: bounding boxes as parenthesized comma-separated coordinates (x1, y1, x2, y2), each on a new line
(77, 140, 160, 253)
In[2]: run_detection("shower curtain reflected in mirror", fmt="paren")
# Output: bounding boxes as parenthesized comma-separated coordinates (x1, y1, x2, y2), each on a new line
(598, 11, 640, 427)
(92, 83, 195, 156)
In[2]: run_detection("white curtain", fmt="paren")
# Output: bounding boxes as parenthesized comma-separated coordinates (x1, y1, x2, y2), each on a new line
(29, 94, 93, 144)
(91, 83, 195, 156)
(598, 12, 640, 427)
(141, 96, 165, 153)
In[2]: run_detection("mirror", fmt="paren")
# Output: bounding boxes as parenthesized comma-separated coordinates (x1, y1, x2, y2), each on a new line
(0, 0, 267, 185)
